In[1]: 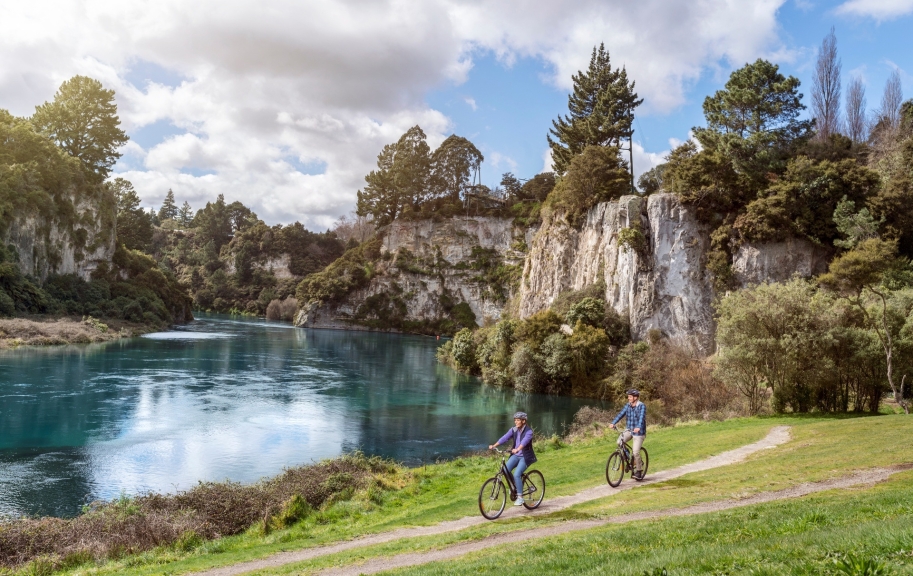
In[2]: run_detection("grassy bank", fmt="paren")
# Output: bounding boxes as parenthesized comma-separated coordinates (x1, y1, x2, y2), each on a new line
(0, 316, 158, 348)
(4, 414, 912, 575)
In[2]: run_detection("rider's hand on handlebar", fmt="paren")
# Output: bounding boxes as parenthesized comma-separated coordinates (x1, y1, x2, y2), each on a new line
(488, 444, 496, 450)
(511, 447, 520, 455)
(609, 423, 616, 430)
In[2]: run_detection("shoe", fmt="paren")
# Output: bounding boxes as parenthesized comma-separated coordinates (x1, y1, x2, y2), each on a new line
(633, 470, 644, 480)
(514, 498, 525, 506)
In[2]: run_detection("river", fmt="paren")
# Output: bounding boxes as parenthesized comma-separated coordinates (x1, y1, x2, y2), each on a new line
(0, 314, 597, 517)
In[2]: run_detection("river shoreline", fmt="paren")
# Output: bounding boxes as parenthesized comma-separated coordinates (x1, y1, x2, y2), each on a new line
(0, 316, 159, 348)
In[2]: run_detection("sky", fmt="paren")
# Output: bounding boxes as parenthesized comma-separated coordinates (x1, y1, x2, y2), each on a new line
(1, 0, 911, 230)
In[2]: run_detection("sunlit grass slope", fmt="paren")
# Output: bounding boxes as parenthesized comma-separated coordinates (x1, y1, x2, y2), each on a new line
(46, 414, 913, 576)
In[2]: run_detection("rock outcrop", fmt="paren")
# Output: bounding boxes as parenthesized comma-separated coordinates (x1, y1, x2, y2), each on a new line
(732, 238, 831, 286)
(2, 187, 116, 282)
(519, 193, 716, 353)
(295, 217, 532, 331)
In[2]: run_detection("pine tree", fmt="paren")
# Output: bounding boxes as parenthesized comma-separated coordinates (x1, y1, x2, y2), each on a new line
(178, 201, 193, 227)
(548, 43, 643, 175)
(158, 189, 178, 221)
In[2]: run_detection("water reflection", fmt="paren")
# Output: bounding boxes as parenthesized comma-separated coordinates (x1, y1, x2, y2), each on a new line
(0, 314, 597, 517)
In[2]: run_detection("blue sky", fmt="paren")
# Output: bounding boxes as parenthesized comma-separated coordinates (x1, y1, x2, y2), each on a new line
(428, 2, 913, 191)
(1, 0, 911, 227)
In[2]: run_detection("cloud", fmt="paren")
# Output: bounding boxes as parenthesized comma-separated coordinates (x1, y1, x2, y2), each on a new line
(463, 96, 478, 111)
(835, 0, 913, 21)
(0, 0, 790, 226)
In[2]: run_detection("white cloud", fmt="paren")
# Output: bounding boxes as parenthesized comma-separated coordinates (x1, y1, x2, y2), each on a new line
(463, 96, 478, 111)
(487, 151, 517, 173)
(541, 148, 554, 174)
(0, 0, 790, 225)
(835, 0, 913, 20)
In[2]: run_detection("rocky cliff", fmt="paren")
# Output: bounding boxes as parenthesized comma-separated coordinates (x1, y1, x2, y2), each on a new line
(2, 186, 116, 282)
(517, 193, 830, 354)
(295, 217, 532, 332)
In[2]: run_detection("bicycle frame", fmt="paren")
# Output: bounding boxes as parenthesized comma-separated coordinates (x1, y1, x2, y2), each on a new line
(491, 448, 535, 497)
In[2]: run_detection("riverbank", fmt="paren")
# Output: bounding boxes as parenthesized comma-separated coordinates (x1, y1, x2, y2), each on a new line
(0, 316, 158, 348)
(4, 412, 912, 575)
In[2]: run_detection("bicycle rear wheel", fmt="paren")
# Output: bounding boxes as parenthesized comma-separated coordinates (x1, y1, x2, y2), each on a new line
(634, 447, 649, 481)
(606, 451, 624, 487)
(478, 477, 507, 520)
(521, 469, 545, 509)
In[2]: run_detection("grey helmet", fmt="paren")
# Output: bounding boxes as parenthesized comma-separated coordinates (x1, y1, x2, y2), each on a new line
(513, 411, 528, 420)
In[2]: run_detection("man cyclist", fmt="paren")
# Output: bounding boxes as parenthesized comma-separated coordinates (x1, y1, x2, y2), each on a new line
(609, 389, 647, 479)
(489, 411, 537, 506)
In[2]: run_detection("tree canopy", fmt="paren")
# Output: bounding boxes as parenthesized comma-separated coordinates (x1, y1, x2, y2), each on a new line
(548, 43, 642, 176)
(110, 177, 153, 252)
(31, 76, 128, 182)
(693, 59, 812, 182)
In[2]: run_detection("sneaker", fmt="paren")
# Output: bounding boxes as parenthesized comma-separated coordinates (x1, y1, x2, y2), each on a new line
(514, 498, 525, 506)
(633, 470, 644, 480)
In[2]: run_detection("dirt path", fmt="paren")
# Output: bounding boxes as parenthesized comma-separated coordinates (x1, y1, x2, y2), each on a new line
(194, 426, 791, 576)
(322, 464, 912, 576)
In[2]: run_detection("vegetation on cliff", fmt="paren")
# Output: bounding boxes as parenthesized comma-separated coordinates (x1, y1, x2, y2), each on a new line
(0, 77, 191, 333)
(142, 192, 346, 315)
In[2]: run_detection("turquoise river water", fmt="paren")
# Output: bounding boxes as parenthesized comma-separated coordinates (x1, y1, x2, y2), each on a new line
(0, 314, 596, 517)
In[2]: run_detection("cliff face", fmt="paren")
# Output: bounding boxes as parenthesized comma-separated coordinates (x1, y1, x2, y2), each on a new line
(2, 187, 116, 282)
(296, 217, 532, 331)
(518, 193, 830, 354)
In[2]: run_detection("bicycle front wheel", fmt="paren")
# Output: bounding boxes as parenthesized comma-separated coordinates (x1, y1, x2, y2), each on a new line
(521, 469, 545, 509)
(634, 447, 649, 481)
(606, 451, 624, 487)
(478, 477, 507, 520)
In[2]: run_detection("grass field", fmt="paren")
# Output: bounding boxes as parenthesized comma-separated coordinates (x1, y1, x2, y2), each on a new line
(21, 413, 913, 576)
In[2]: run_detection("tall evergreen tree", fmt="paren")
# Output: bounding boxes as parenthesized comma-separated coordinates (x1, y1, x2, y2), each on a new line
(158, 189, 178, 221)
(393, 125, 432, 210)
(178, 201, 193, 227)
(356, 126, 432, 225)
(430, 134, 483, 202)
(548, 43, 643, 176)
(693, 59, 812, 183)
(31, 76, 129, 182)
(357, 142, 398, 226)
(109, 178, 153, 251)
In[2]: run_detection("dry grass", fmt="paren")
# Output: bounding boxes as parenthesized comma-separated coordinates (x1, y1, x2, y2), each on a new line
(266, 297, 298, 322)
(0, 316, 152, 348)
(0, 453, 395, 571)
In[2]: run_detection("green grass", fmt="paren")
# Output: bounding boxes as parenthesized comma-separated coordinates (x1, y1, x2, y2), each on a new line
(41, 414, 913, 576)
(390, 470, 913, 575)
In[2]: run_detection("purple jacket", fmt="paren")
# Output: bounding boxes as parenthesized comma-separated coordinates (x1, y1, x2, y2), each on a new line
(498, 425, 537, 465)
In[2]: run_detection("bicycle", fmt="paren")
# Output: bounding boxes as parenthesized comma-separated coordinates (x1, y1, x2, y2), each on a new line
(478, 447, 545, 520)
(605, 427, 649, 487)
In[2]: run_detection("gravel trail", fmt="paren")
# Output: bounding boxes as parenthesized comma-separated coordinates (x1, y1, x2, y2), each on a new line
(322, 463, 911, 576)
(193, 426, 792, 576)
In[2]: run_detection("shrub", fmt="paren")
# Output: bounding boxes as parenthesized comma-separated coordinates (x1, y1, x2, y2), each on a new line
(566, 297, 605, 328)
(544, 145, 631, 227)
(450, 328, 477, 372)
(266, 296, 298, 321)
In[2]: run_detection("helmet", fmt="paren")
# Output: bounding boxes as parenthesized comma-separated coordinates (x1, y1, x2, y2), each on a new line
(513, 411, 528, 420)
(626, 389, 640, 397)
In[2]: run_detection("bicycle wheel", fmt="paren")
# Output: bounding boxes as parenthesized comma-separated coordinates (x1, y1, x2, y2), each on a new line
(521, 469, 545, 509)
(478, 477, 507, 520)
(605, 451, 625, 487)
(634, 447, 649, 481)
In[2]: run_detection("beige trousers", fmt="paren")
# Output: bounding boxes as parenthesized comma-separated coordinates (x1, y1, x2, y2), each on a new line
(619, 431, 645, 471)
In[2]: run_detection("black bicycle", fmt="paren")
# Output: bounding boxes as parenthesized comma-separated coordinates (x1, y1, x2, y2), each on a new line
(605, 427, 649, 487)
(478, 448, 545, 520)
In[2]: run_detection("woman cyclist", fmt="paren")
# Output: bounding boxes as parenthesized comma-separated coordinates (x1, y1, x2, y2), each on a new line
(489, 411, 537, 506)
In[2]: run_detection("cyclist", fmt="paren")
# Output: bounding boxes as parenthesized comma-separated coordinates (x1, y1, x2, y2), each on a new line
(489, 411, 537, 506)
(609, 389, 647, 479)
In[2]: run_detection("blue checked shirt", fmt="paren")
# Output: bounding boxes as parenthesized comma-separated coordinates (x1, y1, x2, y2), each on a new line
(612, 401, 646, 436)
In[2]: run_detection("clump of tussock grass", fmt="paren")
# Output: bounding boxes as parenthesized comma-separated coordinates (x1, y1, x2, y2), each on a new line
(0, 453, 396, 571)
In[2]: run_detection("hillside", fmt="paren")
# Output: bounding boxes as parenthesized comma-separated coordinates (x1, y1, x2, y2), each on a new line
(5, 412, 912, 575)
